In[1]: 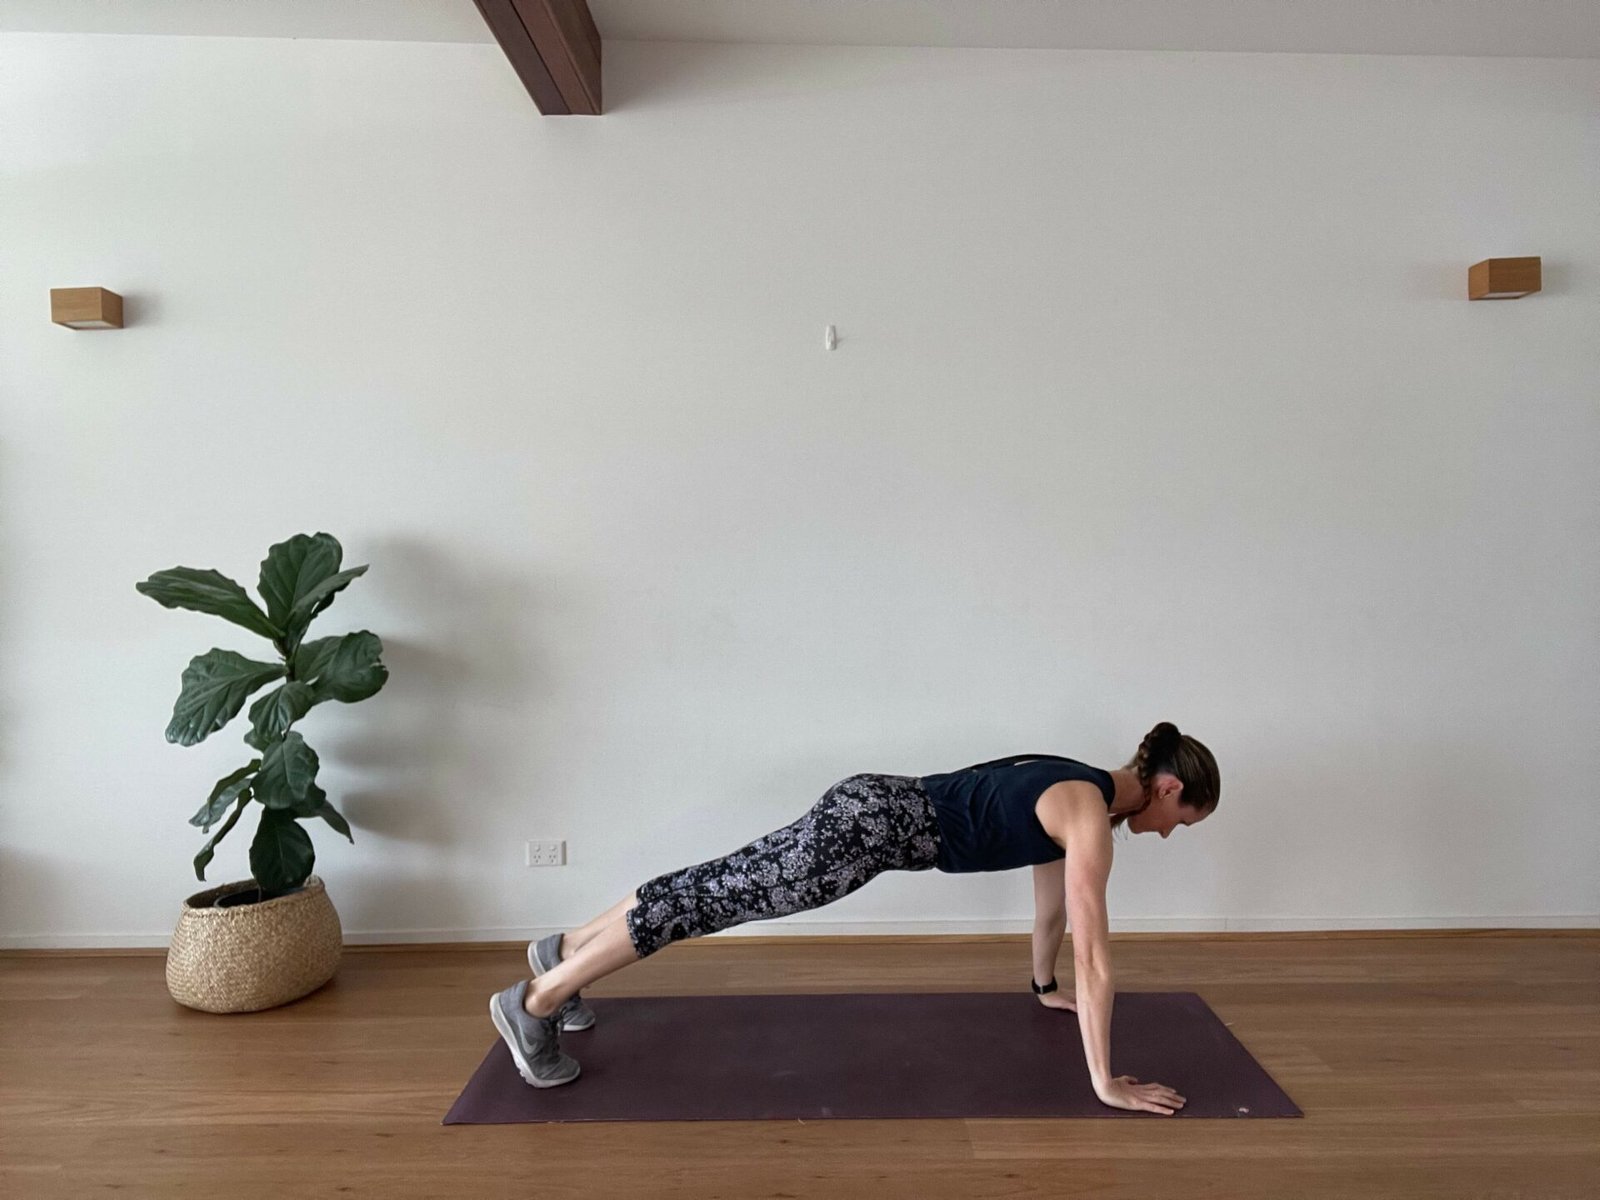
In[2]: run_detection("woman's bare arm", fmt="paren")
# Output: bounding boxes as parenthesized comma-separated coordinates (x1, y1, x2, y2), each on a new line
(1031, 857, 1066, 922)
(1061, 809, 1114, 1091)
(1031, 860, 1066, 987)
(1045, 793, 1188, 1114)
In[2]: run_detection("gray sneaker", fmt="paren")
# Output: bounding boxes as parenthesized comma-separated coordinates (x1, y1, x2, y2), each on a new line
(489, 979, 580, 1088)
(526, 932, 595, 1031)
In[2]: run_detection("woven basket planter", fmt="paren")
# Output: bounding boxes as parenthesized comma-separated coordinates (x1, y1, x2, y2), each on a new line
(165, 874, 343, 1013)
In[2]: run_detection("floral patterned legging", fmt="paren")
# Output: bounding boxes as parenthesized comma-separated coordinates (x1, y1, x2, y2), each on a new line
(624, 773, 943, 959)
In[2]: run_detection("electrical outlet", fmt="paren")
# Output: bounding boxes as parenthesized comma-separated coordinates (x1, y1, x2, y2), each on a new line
(525, 839, 566, 867)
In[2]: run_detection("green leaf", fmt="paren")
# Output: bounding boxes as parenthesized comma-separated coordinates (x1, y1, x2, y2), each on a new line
(310, 796, 354, 843)
(257, 534, 367, 657)
(252, 731, 320, 809)
(189, 761, 261, 831)
(283, 566, 369, 659)
(258, 533, 343, 629)
(292, 637, 341, 683)
(289, 783, 354, 843)
(283, 779, 326, 817)
(165, 650, 287, 747)
(136, 567, 283, 642)
(194, 791, 250, 881)
(291, 566, 367, 625)
(250, 807, 314, 894)
(293, 632, 388, 704)
(244, 681, 318, 752)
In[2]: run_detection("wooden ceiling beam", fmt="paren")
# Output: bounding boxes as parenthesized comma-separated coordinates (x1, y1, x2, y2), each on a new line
(474, 0, 601, 115)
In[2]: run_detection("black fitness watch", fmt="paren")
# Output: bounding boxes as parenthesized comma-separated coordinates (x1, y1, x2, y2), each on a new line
(1031, 976, 1058, 995)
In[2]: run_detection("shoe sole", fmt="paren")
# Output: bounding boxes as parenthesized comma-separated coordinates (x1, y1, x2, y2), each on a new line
(488, 994, 580, 1088)
(527, 938, 595, 1031)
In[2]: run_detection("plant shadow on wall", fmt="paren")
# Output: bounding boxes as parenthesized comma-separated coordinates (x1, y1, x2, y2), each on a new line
(315, 534, 547, 928)
(137, 532, 388, 904)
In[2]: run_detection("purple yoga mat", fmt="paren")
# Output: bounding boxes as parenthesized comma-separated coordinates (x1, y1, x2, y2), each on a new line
(444, 991, 1301, 1123)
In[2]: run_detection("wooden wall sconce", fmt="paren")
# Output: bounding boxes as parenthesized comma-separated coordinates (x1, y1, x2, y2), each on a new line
(51, 287, 124, 329)
(473, 0, 601, 115)
(1468, 258, 1540, 301)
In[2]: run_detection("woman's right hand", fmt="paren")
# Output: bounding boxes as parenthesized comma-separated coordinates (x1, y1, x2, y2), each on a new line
(1095, 1075, 1186, 1115)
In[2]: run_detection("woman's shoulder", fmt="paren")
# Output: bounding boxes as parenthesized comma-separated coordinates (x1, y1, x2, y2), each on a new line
(1034, 779, 1112, 843)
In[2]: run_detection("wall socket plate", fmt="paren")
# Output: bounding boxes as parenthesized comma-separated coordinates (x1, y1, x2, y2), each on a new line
(525, 839, 566, 867)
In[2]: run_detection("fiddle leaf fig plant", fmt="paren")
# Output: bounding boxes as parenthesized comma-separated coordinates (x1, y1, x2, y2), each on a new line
(136, 532, 388, 900)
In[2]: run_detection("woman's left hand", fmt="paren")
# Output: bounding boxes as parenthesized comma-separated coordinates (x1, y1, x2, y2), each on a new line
(1035, 990, 1077, 1012)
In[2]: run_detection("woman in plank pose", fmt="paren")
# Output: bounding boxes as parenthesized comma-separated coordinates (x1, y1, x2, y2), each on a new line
(491, 720, 1219, 1114)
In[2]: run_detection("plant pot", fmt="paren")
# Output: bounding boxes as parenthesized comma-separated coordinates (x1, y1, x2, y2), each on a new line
(165, 874, 343, 1013)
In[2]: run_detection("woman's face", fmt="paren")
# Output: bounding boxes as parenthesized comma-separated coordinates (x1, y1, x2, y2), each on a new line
(1129, 777, 1208, 839)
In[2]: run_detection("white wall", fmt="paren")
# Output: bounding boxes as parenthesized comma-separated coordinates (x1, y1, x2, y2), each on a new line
(2, 33, 1596, 948)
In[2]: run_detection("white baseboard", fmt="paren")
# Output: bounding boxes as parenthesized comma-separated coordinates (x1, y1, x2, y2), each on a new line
(2, 913, 1595, 951)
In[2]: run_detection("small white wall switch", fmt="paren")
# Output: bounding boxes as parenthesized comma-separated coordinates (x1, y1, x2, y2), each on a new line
(525, 839, 566, 867)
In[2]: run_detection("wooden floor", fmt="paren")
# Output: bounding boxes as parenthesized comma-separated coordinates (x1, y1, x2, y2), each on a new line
(2, 930, 1597, 1199)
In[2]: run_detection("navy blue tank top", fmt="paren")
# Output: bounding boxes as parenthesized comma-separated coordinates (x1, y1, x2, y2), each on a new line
(918, 753, 1116, 874)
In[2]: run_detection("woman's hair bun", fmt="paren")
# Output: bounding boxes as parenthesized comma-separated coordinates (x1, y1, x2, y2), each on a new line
(1133, 721, 1182, 783)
